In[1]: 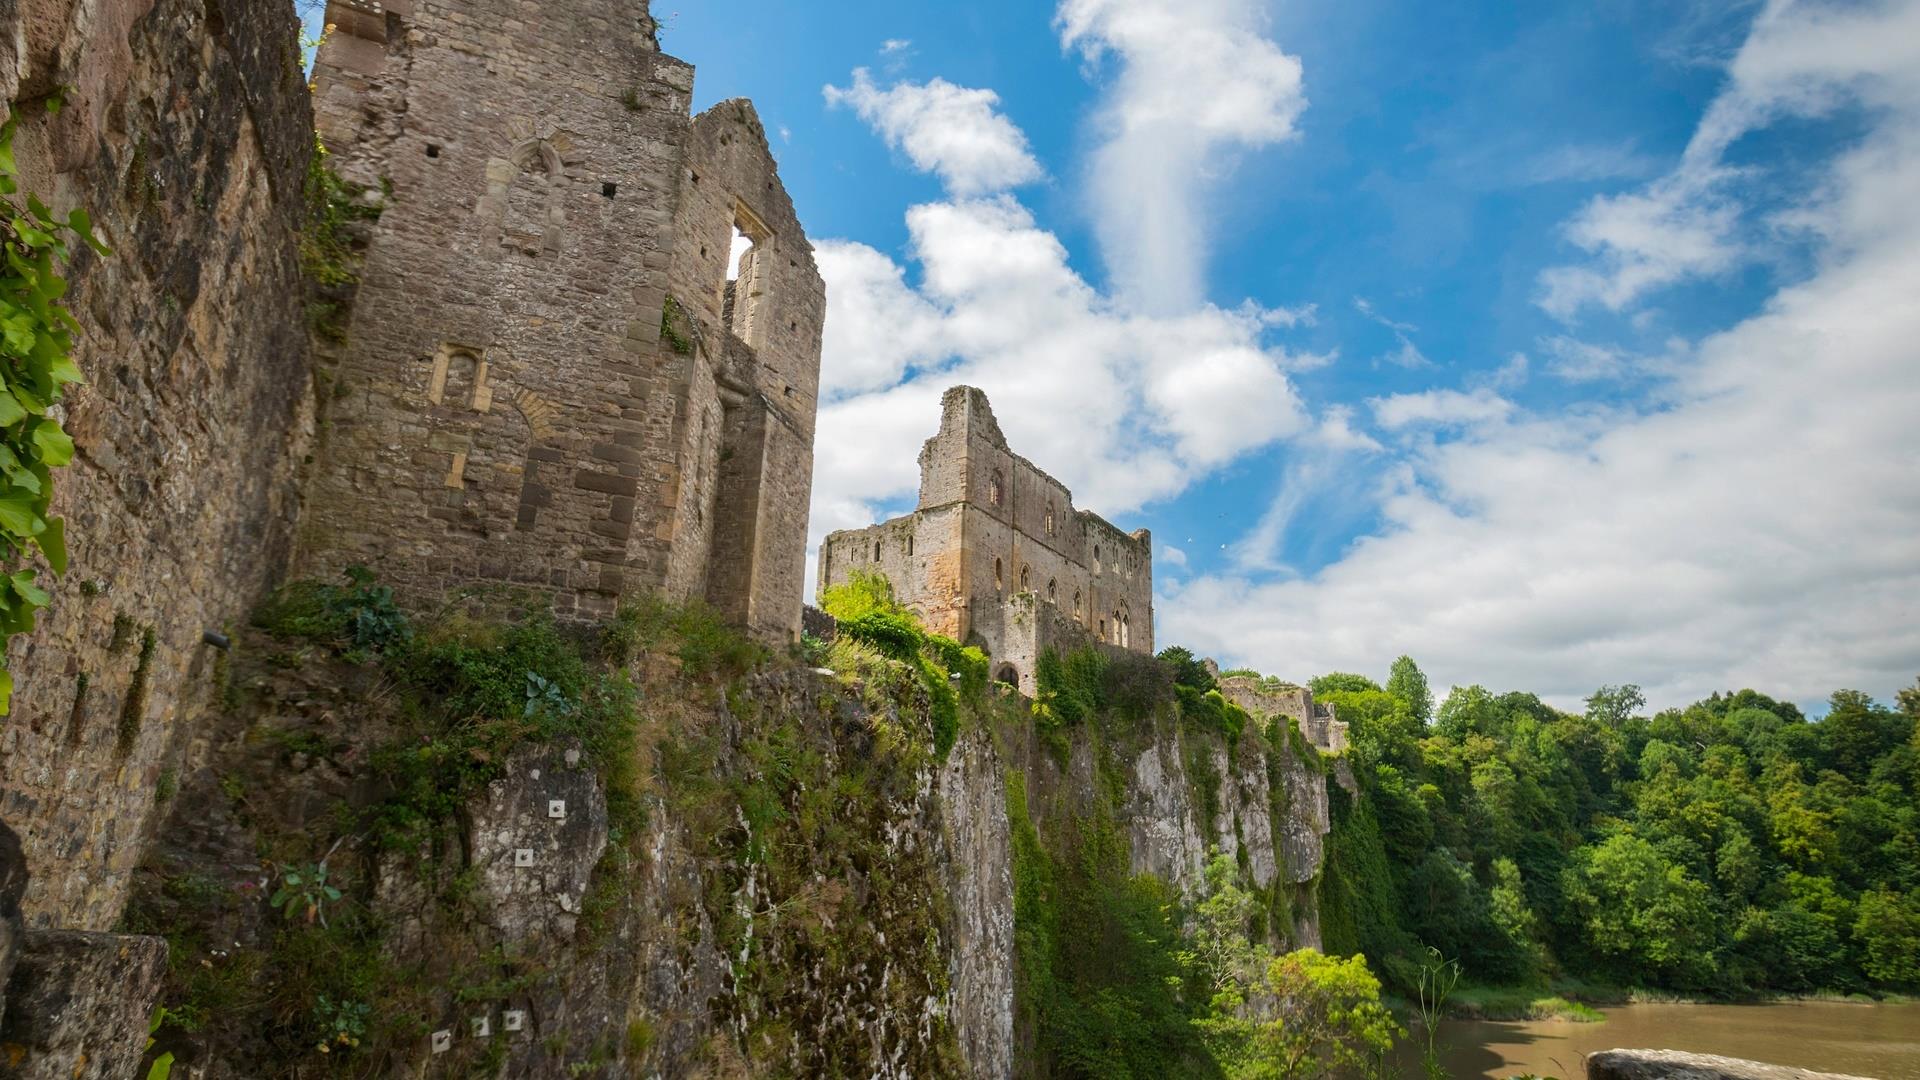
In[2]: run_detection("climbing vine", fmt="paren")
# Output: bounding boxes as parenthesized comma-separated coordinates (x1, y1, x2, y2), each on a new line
(0, 103, 108, 713)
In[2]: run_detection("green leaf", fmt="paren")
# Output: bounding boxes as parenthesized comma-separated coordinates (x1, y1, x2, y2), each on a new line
(9, 570, 48, 607)
(35, 515, 65, 575)
(0, 493, 38, 535)
(0, 666, 12, 716)
(30, 420, 72, 466)
(0, 390, 26, 427)
(147, 1052, 174, 1080)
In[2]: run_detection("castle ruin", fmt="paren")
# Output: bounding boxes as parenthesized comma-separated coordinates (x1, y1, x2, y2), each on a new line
(301, 0, 823, 642)
(819, 387, 1154, 693)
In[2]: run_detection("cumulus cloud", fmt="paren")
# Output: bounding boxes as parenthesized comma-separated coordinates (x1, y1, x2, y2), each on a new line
(824, 69, 1043, 196)
(812, 194, 1314, 565)
(1369, 388, 1513, 430)
(1056, 0, 1307, 311)
(1166, 0, 1920, 710)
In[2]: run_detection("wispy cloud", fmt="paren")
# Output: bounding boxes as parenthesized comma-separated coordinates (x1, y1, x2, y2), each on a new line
(1056, 0, 1307, 312)
(1166, 0, 1920, 709)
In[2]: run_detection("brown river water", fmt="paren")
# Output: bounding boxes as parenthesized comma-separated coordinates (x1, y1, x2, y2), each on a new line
(1392, 1001, 1920, 1079)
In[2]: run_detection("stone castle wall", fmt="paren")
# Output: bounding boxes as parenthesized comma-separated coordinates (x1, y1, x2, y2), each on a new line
(300, 0, 822, 642)
(1217, 676, 1348, 754)
(0, 0, 317, 930)
(820, 387, 1153, 692)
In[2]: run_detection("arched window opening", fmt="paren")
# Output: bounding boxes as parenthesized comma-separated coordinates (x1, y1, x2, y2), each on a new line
(874, 540, 882, 561)
(1045, 504, 1055, 537)
(1120, 614, 1131, 648)
(503, 154, 554, 255)
(1047, 579, 1057, 603)
(907, 536, 914, 557)
(996, 665, 1019, 686)
(994, 557, 1004, 591)
(1020, 565, 1030, 591)
(1073, 590, 1082, 622)
(725, 204, 774, 347)
(1093, 545, 1101, 572)
(988, 470, 1004, 507)
(1099, 618, 1108, 641)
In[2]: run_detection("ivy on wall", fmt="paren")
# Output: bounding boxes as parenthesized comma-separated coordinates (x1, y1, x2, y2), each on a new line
(0, 102, 109, 712)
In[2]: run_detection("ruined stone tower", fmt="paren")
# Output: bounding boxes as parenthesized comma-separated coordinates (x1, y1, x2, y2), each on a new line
(302, 0, 823, 642)
(818, 387, 1154, 693)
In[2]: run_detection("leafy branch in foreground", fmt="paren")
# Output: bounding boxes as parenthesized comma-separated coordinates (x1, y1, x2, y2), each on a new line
(0, 102, 109, 712)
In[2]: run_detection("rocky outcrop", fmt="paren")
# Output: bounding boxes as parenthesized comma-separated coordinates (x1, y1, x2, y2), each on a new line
(938, 731, 1014, 1080)
(0, 931, 167, 1079)
(1587, 1049, 1876, 1080)
(1122, 719, 1332, 948)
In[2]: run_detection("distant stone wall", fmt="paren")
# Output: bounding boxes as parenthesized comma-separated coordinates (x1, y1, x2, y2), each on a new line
(821, 387, 1153, 689)
(300, 0, 822, 642)
(0, 0, 316, 930)
(1218, 676, 1348, 754)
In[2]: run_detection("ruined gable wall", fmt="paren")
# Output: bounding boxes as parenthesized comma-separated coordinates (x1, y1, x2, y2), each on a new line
(298, 0, 704, 621)
(662, 101, 822, 640)
(818, 504, 967, 641)
(0, 0, 315, 928)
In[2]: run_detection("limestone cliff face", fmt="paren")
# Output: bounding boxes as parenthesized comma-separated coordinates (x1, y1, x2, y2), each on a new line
(53, 619, 1336, 1078)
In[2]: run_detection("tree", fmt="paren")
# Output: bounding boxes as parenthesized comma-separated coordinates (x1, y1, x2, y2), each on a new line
(1585, 684, 1646, 729)
(1853, 888, 1920, 988)
(1198, 949, 1400, 1080)
(1310, 672, 1381, 696)
(1562, 831, 1717, 986)
(1158, 645, 1218, 693)
(1386, 656, 1433, 725)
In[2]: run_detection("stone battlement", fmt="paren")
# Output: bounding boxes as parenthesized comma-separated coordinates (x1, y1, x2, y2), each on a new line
(820, 387, 1153, 692)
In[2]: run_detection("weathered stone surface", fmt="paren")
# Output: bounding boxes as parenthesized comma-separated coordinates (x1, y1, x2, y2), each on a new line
(0, 0, 317, 932)
(1217, 675, 1349, 755)
(1586, 1049, 1876, 1080)
(0, 824, 24, 1030)
(0, 930, 167, 1079)
(300, 0, 823, 644)
(939, 729, 1014, 1080)
(468, 741, 609, 949)
(819, 386, 1155, 694)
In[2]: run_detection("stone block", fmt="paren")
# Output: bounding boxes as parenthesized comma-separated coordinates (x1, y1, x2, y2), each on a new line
(1586, 1050, 1874, 1080)
(0, 931, 167, 1079)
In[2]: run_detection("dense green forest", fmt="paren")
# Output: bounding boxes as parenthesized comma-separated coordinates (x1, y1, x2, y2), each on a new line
(1309, 659, 1920, 998)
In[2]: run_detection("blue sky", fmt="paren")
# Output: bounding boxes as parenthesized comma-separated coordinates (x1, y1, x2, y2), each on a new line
(668, 0, 1920, 713)
(310, 1, 1920, 711)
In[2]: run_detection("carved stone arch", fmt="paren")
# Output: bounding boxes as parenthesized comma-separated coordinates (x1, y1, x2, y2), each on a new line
(480, 124, 580, 256)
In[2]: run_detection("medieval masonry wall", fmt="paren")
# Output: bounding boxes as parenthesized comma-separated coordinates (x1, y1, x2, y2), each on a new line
(0, 0, 317, 931)
(819, 387, 1154, 694)
(300, 0, 824, 643)
(1217, 676, 1348, 755)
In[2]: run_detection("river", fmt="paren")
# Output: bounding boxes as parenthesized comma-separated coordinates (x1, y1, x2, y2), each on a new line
(1395, 1001, 1920, 1079)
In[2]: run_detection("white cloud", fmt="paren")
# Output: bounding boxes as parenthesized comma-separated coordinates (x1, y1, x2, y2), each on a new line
(881, 38, 912, 54)
(824, 69, 1044, 196)
(1056, 0, 1307, 311)
(1165, 0, 1920, 711)
(1353, 296, 1416, 333)
(1369, 388, 1513, 430)
(1160, 544, 1190, 568)
(809, 189, 1316, 594)
(1538, 0, 1920, 318)
(1539, 335, 1629, 381)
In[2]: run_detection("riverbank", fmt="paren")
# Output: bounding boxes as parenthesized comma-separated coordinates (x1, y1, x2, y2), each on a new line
(1418, 981, 1915, 1023)
(1395, 999, 1920, 1080)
